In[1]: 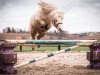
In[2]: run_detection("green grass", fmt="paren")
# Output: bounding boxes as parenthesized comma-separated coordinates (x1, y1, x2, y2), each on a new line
(14, 46, 32, 51)
(97, 40, 100, 42)
(14, 46, 65, 51)
(14, 46, 89, 52)
(72, 47, 89, 52)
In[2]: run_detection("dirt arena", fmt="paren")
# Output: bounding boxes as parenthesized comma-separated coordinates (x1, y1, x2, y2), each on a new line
(8, 51, 100, 75)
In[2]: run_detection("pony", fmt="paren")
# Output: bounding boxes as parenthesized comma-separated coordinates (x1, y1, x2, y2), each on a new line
(29, 1, 64, 40)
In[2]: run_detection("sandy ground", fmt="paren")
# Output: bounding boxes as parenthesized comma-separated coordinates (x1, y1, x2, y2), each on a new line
(2, 51, 100, 75)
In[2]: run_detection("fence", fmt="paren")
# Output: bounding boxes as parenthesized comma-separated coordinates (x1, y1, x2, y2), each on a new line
(0, 39, 98, 74)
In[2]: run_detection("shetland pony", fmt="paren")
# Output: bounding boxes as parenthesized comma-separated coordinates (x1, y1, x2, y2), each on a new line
(29, 1, 64, 40)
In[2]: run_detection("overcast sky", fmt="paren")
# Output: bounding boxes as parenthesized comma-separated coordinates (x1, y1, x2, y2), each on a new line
(0, 0, 100, 33)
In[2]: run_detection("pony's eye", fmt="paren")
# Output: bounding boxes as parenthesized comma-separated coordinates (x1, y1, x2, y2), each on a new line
(55, 20, 57, 21)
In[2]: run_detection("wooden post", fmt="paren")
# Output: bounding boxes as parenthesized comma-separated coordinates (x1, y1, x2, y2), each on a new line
(58, 45, 61, 51)
(0, 43, 17, 74)
(20, 46, 22, 51)
(32, 45, 35, 51)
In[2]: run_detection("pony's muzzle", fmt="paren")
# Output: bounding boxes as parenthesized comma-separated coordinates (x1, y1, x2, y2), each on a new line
(58, 27, 63, 32)
(57, 23, 63, 32)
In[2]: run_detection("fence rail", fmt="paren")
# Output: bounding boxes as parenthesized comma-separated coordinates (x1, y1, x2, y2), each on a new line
(0, 40, 97, 51)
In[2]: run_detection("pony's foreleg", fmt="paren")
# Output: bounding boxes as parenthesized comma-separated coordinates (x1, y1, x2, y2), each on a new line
(37, 33, 46, 40)
(29, 31, 37, 50)
(37, 19, 45, 25)
(29, 36, 35, 50)
(31, 36, 36, 50)
(37, 33, 46, 48)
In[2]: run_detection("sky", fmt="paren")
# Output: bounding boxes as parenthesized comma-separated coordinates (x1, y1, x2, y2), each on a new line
(0, 0, 100, 33)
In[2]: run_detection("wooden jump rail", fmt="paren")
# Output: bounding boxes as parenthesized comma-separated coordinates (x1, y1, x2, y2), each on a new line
(1, 40, 96, 44)
(2, 40, 95, 51)
(0, 40, 99, 74)
(14, 45, 79, 68)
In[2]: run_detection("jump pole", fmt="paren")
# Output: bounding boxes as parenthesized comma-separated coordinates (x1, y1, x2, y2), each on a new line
(14, 40, 96, 68)
(14, 45, 79, 68)
(1, 40, 97, 45)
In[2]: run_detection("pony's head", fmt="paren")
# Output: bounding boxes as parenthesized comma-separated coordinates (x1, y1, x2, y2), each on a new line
(49, 10, 64, 31)
(38, 1, 64, 31)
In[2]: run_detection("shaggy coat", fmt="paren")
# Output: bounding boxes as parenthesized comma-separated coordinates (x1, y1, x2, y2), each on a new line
(29, 1, 64, 40)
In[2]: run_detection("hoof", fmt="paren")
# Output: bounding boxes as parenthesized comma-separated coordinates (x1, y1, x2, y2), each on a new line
(38, 45, 41, 48)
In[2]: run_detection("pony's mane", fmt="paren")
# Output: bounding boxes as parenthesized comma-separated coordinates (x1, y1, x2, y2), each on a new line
(38, 1, 57, 12)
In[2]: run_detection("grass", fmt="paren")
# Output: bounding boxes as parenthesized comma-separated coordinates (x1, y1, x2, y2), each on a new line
(14, 46, 32, 51)
(97, 40, 100, 42)
(14, 46, 65, 51)
(72, 47, 89, 52)
(14, 45, 89, 52)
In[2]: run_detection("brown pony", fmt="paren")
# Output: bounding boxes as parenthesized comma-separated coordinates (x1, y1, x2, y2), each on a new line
(29, 1, 64, 40)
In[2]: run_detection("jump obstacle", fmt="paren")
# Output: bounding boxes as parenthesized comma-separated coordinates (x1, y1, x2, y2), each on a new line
(0, 40, 99, 74)
(1, 40, 95, 45)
